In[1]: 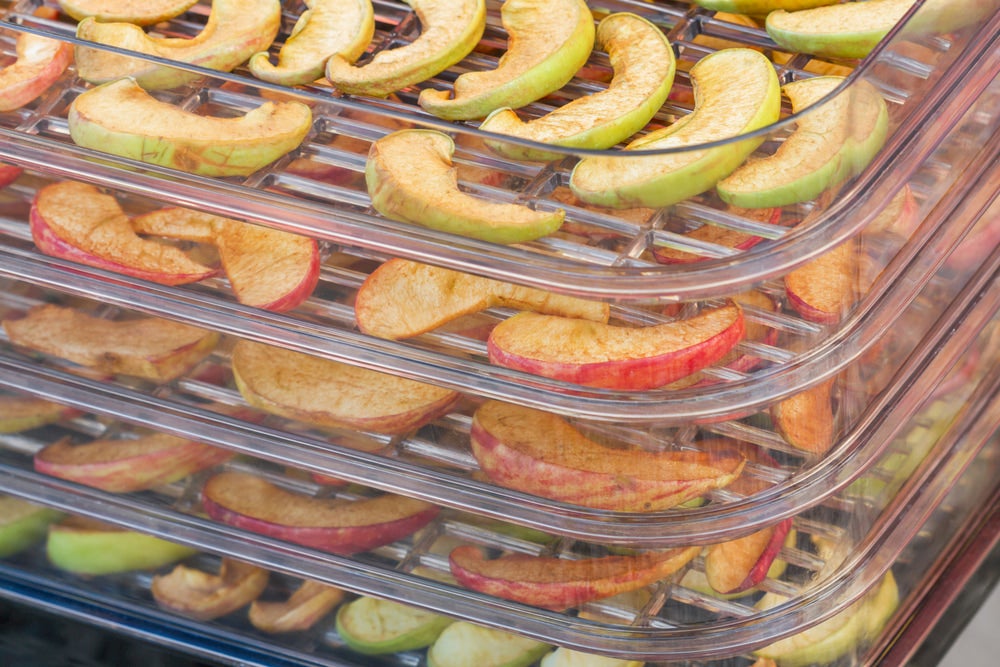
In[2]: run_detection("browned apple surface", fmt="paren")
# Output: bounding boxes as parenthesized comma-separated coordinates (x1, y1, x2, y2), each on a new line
(152, 558, 270, 620)
(201, 471, 440, 555)
(784, 239, 859, 324)
(449, 544, 700, 610)
(652, 207, 783, 264)
(248, 579, 346, 633)
(3, 305, 220, 382)
(771, 378, 837, 454)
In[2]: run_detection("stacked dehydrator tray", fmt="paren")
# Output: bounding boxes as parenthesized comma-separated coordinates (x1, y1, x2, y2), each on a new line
(0, 0, 997, 665)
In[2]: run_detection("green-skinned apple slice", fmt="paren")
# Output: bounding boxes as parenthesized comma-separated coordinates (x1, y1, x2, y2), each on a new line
(487, 302, 745, 390)
(449, 544, 700, 610)
(541, 647, 644, 667)
(0, 496, 63, 558)
(570, 48, 780, 209)
(249, 579, 346, 633)
(201, 471, 440, 555)
(326, 0, 486, 97)
(479, 12, 675, 162)
(152, 557, 270, 620)
(784, 238, 858, 324)
(692, 0, 838, 15)
(58, 0, 198, 26)
(231, 339, 459, 435)
(336, 595, 454, 654)
(31, 181, 218, 286)
(34, 432, 233, 493)
(418, 0, 594, 120)
(772, 378, 836, 454)
(470, 401, 746, 511)
(75, 0, 281, 89)
(0, 163, 22, 189)
(354, 258, 609, 340)
(249, 0, 375, 86)
(765, 0, 913, 60)
(366, 129, 565, 243)
(0, 395, 80, 433)
(3, 304, 219, 382)
(68, 78, 312, 178)
(428, 622, 551, 667)
(0, 31, 73, 112)
(718, 77, 888, 208)
(47, 516, 197, 575)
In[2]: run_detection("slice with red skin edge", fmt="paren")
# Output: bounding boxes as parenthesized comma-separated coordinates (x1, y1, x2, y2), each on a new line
(784, 239, 858, 324)
(0, 164, 22, 189)
(705, 519, 793, 594)
(0, 32, 73, 112)
(152, 558, 270, 621)
(652, 207, 783, 264)
(771, 378, 837, 454)
(249, 579, 346, 633)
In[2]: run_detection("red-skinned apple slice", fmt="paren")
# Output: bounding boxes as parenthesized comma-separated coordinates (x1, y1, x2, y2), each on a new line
(652, 207, 782, 264)
(0, 163, 22, 189)
(449, 544, 700, 610)
(152, 557, 270, 620)
(248, 579, 346, 633)
(487, 302, 745, 390)
(0, 31, 73, 112)
(0, 395, 81, 433)
(201, 471, 439, 555)
(31, 181, 218, 286)
(784, 239, 858, 324)
(470, 401, 746, 511)
(34, 433, 233, 493)
(772, 378, 836, 454)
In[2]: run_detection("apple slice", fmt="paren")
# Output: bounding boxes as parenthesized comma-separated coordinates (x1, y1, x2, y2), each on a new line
(366, 129, 565, 243)
(58, 0, 198, 26)
(231, 339, 459, 435)
(0, 163, 22, 189)
(427, 621, 551, 667)
(75, 0, 281, 89)
(336, 594, 454, 655)
(34, 432, 233, 493)
(541, 647, 644, 667)
(47, 516, 197, 575)
(470, 401, 746, 511)
(355, 258, 609, 340)
(772, 378, 837, 454)
(570, 48, 780, 210)
(152, 557, 270, 620)
(0, 395, 80, 433)
(201, 471, 440, 555)
(717, 77, 888, 208)
(68, 78, 312, 178)
(31, 181, 218, 286)
(692, 0, 837, 13)
(326, 0, 486, 97)
(0, 496, 63, 558)
(248, 0, 375, 86)
(248, 579, 346, 633)
(449, 544, 700, 610)
(765, 0, 913, 60)
(0, 31, 73, 112)
(479, 12, 675, 162)
(418, 0, 594, 121)
(784, 239, 858, 324)
(864, 185, 919, 238)
(487, 302, 745, 390)
(652, 206, 782, 264)
(2, 304, 220, 382)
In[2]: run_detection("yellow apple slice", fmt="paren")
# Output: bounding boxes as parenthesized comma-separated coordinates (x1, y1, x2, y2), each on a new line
(249, 0, 375, 86)
(58, 0, 198, 26)
(75, 0, 280, 89)
(418, 0, 595, 121)
(570, 48, 780, 209)
(0, 31, 74, 112)
(480, 12, 675, 162)
(366, 129, 565, 243)
(717, 77, 888, 208)
(0, 395, 80, 433)
(326, 0, 486, 97)
(249, 579, 346, 633)
(765, 0, 914, 60)
(152, 558, 270, 620)
(68, 78, 312, 177)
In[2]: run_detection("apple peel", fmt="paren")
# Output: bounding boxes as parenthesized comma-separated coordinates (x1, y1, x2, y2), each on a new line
(152, 557, 270, 620)
(0, 31, 73, 112)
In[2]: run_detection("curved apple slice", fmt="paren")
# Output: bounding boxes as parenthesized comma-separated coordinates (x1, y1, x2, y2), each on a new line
(31, 181, 218, 286)
(652, 206, 782, 264)
(326, 0, 486, 97)
(355, 259, 608, 340)
(449, 544, 700, 610)
(570, 48, 780, 210)
(784, 238, 858, 324)
(47, 516, 198, 575)
(471, 401, 745, 511)
(249, 579, 346, 633)
(58, 0, 198, 26)
(152, 557, 270, 620)
(765, 0, 913, 60)
(428, 622, 551, 667)
(0, 32, 73, 112)
(75, 0, 281, 89)
(201, 471, 440, 555)
(487, 302, 745, 390)
(0, 163, 21, 189)
(718, 77, 888, 208)
(772, 378, 837, 454)
(68, 78, 312, 178)
(0, 395, 80, 433)
(692, 0, 838, 14)
(0, 496, 63, 558)
(418, 0, 594, 121)
(249, 0, 375, 86)
(479, 12, 675, 162)
(366, 129, 565, 243)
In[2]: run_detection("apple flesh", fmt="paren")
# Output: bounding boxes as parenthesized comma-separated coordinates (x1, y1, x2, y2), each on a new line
(541, 647, 644, 667)
(0, 395, 80, 433)
(784, 239, 858, 324)
(0, 496, 63, 558)
(0, 31, 73, 112)
(765, 0, 914, 60)
(487, 302, 745, 390)
(704, 520, 794, 595)
(692, 0, 838, 13)
(68, 78, 312, 178)
(0, 163, 22, 189)
(58, 0, 198, 26)
(201, 471, 440, 555)
(152, 557, 270, 620)
(427, 621, 551, 667)
(335, 595, 454, 654)
(772, 378, 837, 454)
(47, 516, 197, 575)
(249, 579, 346, 633)
(652, 207, 782, 264)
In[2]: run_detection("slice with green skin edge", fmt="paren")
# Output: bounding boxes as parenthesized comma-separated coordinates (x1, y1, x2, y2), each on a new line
(541, 648, 644, 667)
(58, 0, 198, 26)
(480, 12, 675, 162)
(47, 517, 197, 575)
(336, 596, 453, 655)
(0, 496, 63, 558)
(765, 0, 914, 60)
(427, 621, 551, 667)
(570, 48, 780, 210)
(692, 0, 837, 15)
(419, 0, 595, 121)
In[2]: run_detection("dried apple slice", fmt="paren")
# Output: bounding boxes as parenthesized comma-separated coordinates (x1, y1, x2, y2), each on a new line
(427, 621, 551, 667)
(366, 129, 565, 243)
(47, 516, 197, 575)
(772, 378, 837, 454)
(418, 0, 594, 120)
(0, 395, 80, 433)
(152, 557, 270, 620)
(249, 0, 375, 86)
(541, 648, 644, 667)
(692, 0, 837, 14)
(0, 31, 73, 112)
(336, 594, 454, 655)
(2, 304, 219, 382)
(326, 0, 486, 97)
(479, 12, 675, 162)
(58, 0, 198, 26)
(784, 238, 858, 324)
(201, 471, 440, 555)
(231, 339, 459, 435)
(652, 207, 782, 264)
(487, 302, 745, 390)
(355, 259, 609, 340)
(75, 0, 281, 89)
(449, 544, 700, 610)
(570, 48, 780, 210)
(68, 78, 312, 178)
(0, 163, 21, 189)
(0, 496, 63, 558)
(471, 401, 746, 511)
(249, 579, 345, 633)
(765, 0, 913, 59)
